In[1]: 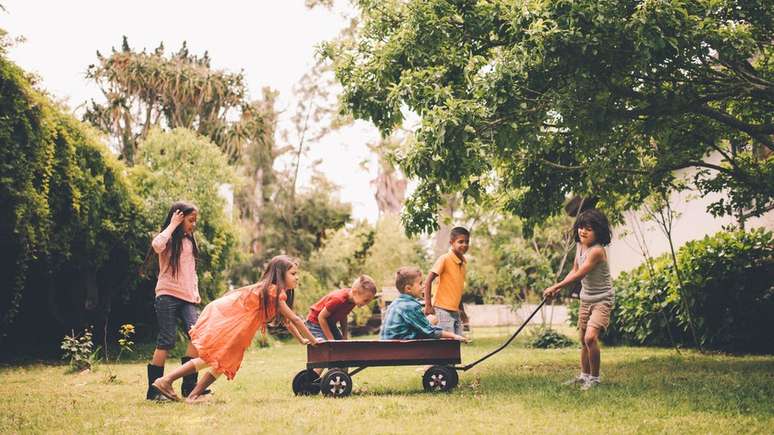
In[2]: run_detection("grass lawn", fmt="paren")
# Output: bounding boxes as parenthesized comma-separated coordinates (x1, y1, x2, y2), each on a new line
(1, 326, 772, 434)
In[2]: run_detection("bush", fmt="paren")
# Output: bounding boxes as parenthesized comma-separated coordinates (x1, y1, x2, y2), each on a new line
(1, 55, 153, 355)
(608, 229, 774, 353)
(526, 326, 575, 349)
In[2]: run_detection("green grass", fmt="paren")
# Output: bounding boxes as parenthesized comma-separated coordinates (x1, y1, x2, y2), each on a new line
(1, 327, 772, 434)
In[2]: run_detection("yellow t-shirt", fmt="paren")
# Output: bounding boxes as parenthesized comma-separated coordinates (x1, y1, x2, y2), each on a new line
(431, 249, 466, 312)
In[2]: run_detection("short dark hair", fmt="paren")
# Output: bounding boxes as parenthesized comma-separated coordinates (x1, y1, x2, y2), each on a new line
(450, 227, 470, 241)
(395, 266, 422, 293)
(573, 209, 612, 246)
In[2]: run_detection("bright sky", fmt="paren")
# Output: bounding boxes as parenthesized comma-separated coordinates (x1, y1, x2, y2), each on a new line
(1, 0, 382, 221)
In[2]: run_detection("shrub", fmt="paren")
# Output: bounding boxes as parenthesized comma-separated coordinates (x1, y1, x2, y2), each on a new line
(526, 326, 575, 349)
(608, 229, 774, 353)
(61, 327, 97, 371)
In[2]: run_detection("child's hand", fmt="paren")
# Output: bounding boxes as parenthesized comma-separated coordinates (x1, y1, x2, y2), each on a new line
(423, 306, 435, 316)
(300, 338, 310, 345)
(455, 334, 470, 343)
(543, 286, 559, 300)
(170, 209, 185, 228)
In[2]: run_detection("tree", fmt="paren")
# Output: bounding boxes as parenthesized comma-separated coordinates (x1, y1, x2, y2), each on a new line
(130, 128, 238, 301)
(466, 211, 575, 307)
(258, 173, 352, 262)
(324, 0, 774, 235)
(0, 54, 151, 353)
(367, 136, 408, 217)
(84, 37, 267, 164)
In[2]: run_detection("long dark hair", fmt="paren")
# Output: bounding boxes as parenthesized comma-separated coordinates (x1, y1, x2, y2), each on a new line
(141, 201, 199, 278)
(572, 209, 612, 246)
(249, 255, 297, 322)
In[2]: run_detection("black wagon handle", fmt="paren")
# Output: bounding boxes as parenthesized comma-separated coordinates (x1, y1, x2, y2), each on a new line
(457, 298, 547, 371)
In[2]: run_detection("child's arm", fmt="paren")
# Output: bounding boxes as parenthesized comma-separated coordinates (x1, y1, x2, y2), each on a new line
(317, 308, 336, 341)
(285, 321, 308, 344)
(151, 210, 185, 253)
(339, 318, 349, 340)
(543, 247, 604, 299)
(402, 307, 446, 339)
(440, 330, 469, 342)
(423, 272, 438, 315)
(279, 300, 319, 344)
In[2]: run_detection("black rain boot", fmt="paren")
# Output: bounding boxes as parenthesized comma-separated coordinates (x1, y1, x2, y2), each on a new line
(181, 356, 211, 398)
(146, 364, 165, 400)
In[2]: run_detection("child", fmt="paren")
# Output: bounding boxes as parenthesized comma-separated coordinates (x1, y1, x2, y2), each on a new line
(381, 266, 467, 341)
(423, 227, 470, 336)
(142, 202, 204, 400)
(306, 275, 377, 341)
(543, 209, 614, 390)
(151, 255, 319, 403)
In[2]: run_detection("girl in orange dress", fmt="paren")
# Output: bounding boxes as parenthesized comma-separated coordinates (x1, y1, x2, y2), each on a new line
(152, 255, 319, 402)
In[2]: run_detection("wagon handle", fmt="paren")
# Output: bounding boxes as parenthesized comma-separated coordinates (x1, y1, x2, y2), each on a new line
(457, 298, 547, 371)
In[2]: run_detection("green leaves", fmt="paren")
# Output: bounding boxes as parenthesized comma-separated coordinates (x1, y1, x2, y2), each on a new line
(327, 0, 774, 234)
(130, 128, 238, 302)
(608, 228, 774, 353)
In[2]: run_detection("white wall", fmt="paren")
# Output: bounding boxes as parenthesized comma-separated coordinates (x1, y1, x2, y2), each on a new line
(608, 155, 774, 277)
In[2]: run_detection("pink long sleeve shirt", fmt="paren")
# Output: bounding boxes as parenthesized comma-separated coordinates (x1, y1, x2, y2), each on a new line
(152, 228, 201, 304)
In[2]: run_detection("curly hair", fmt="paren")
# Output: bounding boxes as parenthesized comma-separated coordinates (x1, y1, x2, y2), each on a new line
(573, 209, 612, 246)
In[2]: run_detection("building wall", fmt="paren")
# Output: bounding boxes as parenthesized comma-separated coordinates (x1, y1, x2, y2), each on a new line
(608, 155, 774, 278)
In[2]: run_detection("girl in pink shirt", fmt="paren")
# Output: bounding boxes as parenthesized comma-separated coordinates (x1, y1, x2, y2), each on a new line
(142, 201, 204, 400)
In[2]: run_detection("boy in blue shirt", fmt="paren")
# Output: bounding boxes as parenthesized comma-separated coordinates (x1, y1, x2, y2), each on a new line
(381, 266, 468, 341)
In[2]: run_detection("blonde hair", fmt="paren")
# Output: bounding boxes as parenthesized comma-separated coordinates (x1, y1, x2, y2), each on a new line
(352, 274, 377, 295)
(395, 266, 422, 293)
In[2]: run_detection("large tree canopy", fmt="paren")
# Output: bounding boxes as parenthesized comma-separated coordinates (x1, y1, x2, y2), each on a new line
(324, 0, 774, 234)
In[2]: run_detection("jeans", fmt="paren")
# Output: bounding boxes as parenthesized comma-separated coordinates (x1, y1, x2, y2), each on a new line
(305, 320, 343, 341)
(154, 295, 199, 350)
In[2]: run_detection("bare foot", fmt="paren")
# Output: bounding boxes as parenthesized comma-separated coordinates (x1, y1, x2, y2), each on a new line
(151, 378, 180, 401)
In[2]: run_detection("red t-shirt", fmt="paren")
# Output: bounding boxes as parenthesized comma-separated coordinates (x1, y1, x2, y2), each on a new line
(307, 288, 355, 325)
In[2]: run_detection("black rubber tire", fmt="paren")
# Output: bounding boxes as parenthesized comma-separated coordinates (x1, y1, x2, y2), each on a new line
(422, 365, 456, 392)
(292, 369, 320, 396)
(320, 369, 353, 398)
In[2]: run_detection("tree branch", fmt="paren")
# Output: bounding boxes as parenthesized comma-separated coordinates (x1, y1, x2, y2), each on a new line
(694, 105, 774, 150)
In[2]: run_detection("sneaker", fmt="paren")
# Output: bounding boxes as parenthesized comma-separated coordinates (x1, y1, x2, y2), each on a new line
(580, 378, 600, 391)
(562, 374, 588, 386)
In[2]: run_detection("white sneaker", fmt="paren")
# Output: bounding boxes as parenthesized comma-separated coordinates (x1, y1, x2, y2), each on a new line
(580, 378, 600, 390)
(562, 374, 588, 386)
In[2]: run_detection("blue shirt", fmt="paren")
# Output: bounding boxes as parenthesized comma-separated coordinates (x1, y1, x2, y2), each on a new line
(380, 294, 443, 340)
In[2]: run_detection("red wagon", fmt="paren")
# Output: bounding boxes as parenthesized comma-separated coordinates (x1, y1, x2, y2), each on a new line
(292, 300, 546, 397)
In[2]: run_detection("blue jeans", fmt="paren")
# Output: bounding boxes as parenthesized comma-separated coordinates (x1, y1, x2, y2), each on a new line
(154, 295, 199, 350)
(435, 307, 463, 335)
(305, 320, 343, 341)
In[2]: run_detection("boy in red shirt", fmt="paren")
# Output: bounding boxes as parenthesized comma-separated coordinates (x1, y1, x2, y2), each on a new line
(306, 275, 377, 341)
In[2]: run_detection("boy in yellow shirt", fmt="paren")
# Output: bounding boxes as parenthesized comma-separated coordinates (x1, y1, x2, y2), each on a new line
(423, 227, 470, 335)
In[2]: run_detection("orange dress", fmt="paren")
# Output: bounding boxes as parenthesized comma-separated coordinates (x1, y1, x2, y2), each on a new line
(189, 285, 285, 380)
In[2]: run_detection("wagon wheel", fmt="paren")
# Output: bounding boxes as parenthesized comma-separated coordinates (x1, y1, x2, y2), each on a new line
(422, 365, 457, 392)
(320, 369, 353, 398)
(292, 369, 320, 396)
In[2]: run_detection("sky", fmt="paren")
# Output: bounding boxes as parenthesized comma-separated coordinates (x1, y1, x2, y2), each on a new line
(1, 0, 382, 221)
